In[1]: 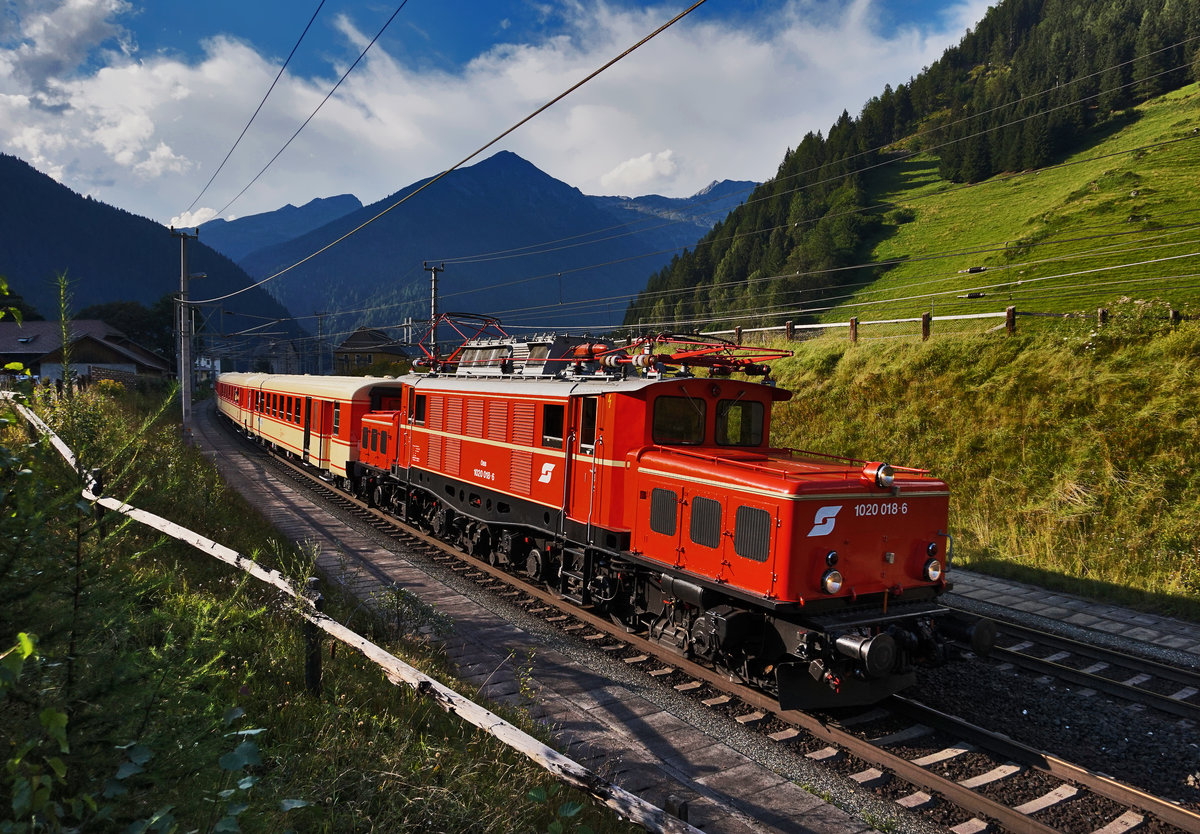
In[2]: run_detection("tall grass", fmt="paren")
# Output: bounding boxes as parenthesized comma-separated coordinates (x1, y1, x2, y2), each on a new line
(769, 304, 1200, 617)
(2, 383, 635, 832)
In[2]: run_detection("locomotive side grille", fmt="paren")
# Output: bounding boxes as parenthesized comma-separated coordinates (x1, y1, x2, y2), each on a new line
(512, 450, 532, 494)
(513, 403, 535, 445)
(649, 488, 678, 535)
(466, 399, 484, 437)
(446, 397, 463, 435)
(445, 437, 461, 475)
(429, 396, 444, 430)
(487, 401, 509, 441)
(429, 434, 442, 469)
(689, 496, 722, 549)
(733, 506, 771, 562)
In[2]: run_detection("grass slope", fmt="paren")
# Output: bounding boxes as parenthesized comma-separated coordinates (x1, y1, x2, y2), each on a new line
(840, 83, 1200, 325)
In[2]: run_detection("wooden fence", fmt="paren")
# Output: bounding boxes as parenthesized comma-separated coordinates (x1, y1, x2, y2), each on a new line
(6, 394, 700, 834)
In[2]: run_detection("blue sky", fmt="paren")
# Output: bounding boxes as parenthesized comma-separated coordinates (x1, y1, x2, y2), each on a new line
(0, 0, 994, 226)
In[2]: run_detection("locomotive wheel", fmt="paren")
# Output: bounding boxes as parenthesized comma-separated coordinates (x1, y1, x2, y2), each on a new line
(523, 548, 544, 582)
(372, 484, 386, 509)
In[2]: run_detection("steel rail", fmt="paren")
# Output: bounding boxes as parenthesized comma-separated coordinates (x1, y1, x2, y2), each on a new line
(243, 430, 1194, 834)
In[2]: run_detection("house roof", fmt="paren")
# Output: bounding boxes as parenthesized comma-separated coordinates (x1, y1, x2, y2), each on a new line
(333, 326, 411, 358)
(0, 320, 170, 373)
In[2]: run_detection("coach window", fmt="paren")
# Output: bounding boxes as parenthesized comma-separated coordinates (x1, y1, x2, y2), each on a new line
(414, 393, 427, 426)
(332, 402, 341, 436)
(579, 397, 598, 454)
(541, 403, 564, 449)
(716, 399, 764, 447)
(652, 396, 705, 445)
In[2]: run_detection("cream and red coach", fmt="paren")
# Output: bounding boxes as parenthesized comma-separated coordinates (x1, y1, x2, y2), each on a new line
(217, 327, 992, 707)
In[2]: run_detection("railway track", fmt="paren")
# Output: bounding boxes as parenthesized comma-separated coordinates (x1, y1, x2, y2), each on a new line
(977, 620, 1200, 723)
(231, 427, 1200, 834)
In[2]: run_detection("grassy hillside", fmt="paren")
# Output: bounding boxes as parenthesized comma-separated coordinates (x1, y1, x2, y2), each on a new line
(842, 83, 1200, 325)
(767, 309, 1200, 619)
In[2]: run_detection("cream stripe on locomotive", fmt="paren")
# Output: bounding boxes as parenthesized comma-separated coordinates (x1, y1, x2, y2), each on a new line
(407, 425, 629, 469)
(635, 466, 950, 502)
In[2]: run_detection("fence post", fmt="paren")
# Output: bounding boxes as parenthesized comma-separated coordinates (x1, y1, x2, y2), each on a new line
(1098, 307, 1109, 325)
(849, 317, 858, 344)
(1006, 306, 1016, 336)
(785, 320, 794, 341)
(734, 326, 742, 345)
(1170, 308, 1182, 327)
(304, 577, 324, 696)
(921, 312, 931, 341)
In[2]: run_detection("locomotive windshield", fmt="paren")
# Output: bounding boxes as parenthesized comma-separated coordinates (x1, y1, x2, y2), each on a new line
(716, 399, 765, 446)
(652, 396, 706, 445)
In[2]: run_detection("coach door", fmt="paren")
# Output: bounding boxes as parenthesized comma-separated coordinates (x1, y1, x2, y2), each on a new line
(302, 396, 313, 462)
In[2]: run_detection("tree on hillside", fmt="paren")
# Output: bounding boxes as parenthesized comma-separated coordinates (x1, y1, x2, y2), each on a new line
(78, 296, 174, 358)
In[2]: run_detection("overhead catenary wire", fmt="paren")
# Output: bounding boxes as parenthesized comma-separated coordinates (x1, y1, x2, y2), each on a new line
(194, 0, 710, 308)
(208, 37, 1200, 337)
(181, 0, 328, 217)
(209, 0, 412, 220)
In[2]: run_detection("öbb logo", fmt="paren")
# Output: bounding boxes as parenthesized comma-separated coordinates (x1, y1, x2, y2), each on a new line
(807, 505, 841, 537)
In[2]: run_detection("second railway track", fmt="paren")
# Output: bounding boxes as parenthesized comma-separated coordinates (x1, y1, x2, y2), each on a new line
(221, 414, 1200, 834)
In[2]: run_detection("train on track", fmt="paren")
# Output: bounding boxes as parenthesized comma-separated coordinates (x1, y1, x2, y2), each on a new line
(216, 318, 993, 708)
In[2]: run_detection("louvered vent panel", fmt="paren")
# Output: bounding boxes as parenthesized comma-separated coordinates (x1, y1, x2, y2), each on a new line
(512, 403, 535, 445)
(445, 438, 461, 476)
(429, 397, 444, 431)
(446, 398, 463, 434)
(511, 450, 532, 494)
(466, 399, 484, 437)
(487, 401, 509, 441)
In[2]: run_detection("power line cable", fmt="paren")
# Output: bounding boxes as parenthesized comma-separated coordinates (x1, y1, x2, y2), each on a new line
(195, 0, 710, 307)
(182, 0, 328, 217)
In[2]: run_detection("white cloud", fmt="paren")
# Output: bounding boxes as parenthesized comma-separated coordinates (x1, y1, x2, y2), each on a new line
(600, 150, 678, 193)
(0, 0, 992, 226)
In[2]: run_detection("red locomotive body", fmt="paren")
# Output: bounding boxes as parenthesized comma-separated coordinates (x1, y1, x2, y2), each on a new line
(217, 328, 991, 708)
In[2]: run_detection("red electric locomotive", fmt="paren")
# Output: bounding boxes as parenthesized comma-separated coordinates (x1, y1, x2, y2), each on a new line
(216, 319, 992, 708)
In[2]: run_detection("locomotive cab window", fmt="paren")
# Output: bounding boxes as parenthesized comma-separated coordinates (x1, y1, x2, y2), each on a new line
(542, 403, 564, 449)
(716, 399, 764, 447)
(652, 396, 705, 445)
(413, 393, 427, 426)
(579, 397, 598, 454)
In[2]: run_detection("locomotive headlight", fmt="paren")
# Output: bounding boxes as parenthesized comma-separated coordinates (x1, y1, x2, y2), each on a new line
(923, 558, 943, 582)
(821, 569, 844, 594)
(861, 461, 895, 488)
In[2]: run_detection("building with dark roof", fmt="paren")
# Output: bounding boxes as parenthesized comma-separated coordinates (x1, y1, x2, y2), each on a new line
(0, 320, 171, 382)
(332, 327, 411, 374)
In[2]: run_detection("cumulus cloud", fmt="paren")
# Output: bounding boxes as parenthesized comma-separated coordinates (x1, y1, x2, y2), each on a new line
(0, 0, 992, 225)
(600, 150, 678, 193)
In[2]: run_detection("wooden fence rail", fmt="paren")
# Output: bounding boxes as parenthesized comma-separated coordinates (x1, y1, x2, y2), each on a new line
(6, 395, 700, 834)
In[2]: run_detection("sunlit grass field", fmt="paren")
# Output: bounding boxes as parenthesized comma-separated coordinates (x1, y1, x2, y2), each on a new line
(834, 82, 1200, 325)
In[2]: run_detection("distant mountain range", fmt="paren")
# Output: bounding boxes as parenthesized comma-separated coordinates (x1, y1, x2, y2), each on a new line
(0, 153, 302, 352)
(203, 152, 754, 336)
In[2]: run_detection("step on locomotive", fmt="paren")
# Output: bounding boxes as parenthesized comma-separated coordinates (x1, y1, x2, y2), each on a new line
(216, 317, 993, 708)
